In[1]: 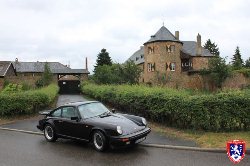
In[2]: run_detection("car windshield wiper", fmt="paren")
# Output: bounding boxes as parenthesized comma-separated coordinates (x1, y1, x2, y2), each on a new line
(99, 111, 111, 118)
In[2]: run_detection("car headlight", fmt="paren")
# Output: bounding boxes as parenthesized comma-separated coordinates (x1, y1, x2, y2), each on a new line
(117, 126, 123, 135)
(142, 118, 147, 126)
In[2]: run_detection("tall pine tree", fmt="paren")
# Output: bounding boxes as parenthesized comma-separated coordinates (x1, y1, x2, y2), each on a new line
(231, 46, 243, 69)
(203, 39, 220, 56)
(245, 57, 250, 68)
(94, 48, 112, 73)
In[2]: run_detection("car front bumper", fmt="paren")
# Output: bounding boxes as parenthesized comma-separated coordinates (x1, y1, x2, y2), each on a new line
(109, 127, 151, 147)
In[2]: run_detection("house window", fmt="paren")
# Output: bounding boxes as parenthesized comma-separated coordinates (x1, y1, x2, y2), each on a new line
(141, 55, 144, 58)
(166, 45, 175, 53)
(136, 57, 139, 61)
(152, 63, 155, 71)
(170, 45, 175, 52)
(148, 47, 154, 54)
(147, 63, 155, 72)
(170, 62, 176, 71)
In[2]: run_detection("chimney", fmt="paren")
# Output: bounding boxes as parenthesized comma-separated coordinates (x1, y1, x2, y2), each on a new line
(85, 57, 88, 70)
(175, 31, 179, 40)
(196, 33, 202, 56)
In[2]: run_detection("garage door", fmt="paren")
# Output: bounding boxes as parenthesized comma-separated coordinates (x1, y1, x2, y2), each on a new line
(58, 80, 80, 94)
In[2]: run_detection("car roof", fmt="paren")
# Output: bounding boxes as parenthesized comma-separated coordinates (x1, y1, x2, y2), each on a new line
(61, 101, 99, 107)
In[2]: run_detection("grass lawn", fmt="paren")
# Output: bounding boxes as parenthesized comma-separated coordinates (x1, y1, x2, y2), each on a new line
(150, 122, 250, 148)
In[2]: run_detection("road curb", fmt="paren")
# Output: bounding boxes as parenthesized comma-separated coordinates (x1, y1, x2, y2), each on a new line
(140, 143, 250, 154)
(1, 127, 249, 154)
(0, 127, 43, 136)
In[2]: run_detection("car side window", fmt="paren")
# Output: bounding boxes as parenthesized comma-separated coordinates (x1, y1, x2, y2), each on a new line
(51, 108, 61, 117)
(62, 107, 77, 119)
(78, 104, 98, 119)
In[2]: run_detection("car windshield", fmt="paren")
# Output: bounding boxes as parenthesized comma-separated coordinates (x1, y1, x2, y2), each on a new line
(78, 102, 110, 119)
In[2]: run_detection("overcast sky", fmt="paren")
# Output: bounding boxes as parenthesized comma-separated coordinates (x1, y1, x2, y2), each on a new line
(0, 0, 249, 73)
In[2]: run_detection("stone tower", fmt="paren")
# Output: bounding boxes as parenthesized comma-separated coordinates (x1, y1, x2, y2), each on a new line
(143, 26, 183, 84)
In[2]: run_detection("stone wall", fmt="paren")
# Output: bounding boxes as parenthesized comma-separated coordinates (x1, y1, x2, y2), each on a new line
(79, 74, 88, 82)
(5, 73, 58, 87)
(165, 73, 249, 90)
(222, 73, 250, 89)
(192, 57, 210, 70)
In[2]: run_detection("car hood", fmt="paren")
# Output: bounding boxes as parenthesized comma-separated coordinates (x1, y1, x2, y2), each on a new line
(89, 114, 145, 135)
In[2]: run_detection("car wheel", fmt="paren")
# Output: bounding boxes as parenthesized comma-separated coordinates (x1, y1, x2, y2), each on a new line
(93, 131, 107, 152)
(44, 124, 57, 142)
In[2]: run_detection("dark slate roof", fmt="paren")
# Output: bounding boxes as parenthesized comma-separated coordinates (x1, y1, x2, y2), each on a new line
(127, 46, 145, 65)
(0, 61, 13, 77)
(54, 69, 89, 74)
(181, 41, 213, 57)
(13, 62, 89, 74)
(144, 26, 181, 44)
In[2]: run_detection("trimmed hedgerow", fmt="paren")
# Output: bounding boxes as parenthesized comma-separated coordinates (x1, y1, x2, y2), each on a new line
(0, 84, 59, 116)
(81, 84, 250, 132)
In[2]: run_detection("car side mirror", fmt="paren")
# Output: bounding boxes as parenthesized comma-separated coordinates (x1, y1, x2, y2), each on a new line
(111, 108, 116, 113)
(71, 116, 79, 121)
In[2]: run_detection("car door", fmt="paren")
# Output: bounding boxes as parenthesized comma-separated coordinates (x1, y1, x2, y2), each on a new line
(77, 105, 95, 140)
(50, 108, 63, 134)
(60, 106, 89, 140)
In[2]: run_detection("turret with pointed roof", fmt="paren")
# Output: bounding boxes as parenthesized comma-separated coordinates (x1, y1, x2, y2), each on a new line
(144, 26, 182, 45)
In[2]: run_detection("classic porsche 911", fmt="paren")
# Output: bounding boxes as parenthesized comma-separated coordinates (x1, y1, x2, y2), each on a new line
(37, 101, 151, 152)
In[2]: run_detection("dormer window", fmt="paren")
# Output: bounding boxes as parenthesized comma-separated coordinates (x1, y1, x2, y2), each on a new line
(148, 47, 154, 54)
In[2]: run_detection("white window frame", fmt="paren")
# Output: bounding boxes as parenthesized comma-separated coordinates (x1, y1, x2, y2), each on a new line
(170, 62, 176, 71)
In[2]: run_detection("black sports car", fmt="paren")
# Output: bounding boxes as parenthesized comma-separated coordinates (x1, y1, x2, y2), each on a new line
(37, 101, 151, 152)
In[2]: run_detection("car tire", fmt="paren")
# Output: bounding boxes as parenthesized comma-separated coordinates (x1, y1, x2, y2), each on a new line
(44, 124, 57, 142)
(92, 131, 107, 152)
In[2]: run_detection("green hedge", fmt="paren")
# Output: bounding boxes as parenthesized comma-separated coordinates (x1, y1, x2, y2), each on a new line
(0, 84, 59, 116)
(81, 84, 250, 131)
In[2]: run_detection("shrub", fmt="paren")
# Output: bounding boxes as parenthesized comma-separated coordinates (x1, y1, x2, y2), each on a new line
(233, 68, 250, 78)
(81, 83, 250, 132)
(1, 83, 23, 93)
(0, 84, 59, 116)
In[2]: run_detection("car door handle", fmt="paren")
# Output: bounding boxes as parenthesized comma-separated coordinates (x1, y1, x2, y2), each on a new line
(58, 120, 63, 123)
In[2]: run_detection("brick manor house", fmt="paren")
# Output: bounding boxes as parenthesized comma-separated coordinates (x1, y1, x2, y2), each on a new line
(128, 26, 214, 89)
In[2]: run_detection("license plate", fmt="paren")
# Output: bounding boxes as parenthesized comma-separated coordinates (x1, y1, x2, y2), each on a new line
(135, 137, 146, 144)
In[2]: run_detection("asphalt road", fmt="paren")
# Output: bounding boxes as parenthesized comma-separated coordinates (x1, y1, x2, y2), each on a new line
(0, 130, 249, 166)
